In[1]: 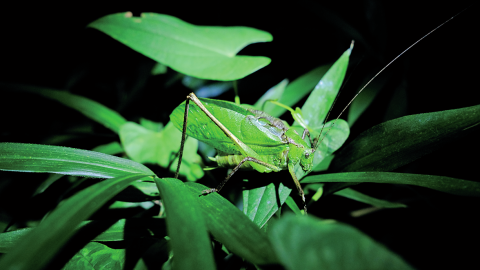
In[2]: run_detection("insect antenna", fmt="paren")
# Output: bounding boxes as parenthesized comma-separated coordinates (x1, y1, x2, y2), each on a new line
(313, 10, 465, 152)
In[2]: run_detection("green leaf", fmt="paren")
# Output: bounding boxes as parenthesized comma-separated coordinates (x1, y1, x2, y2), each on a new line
(119, 121, 204, 181)
(154, 178, 216, 270)
(0, 219, 164, 252)
(88, 12, 272, 81)
(331, 104, 480, 173)
(0, 174, 148, 270)
(268, 65, 331, 118)
(185, 183, 279, 265)
(0, 143, 153, 178)
(253, 79, 288, 114)
(243, 182, 292, 228)
(62, 242, 126, 269)
(268, 214, 414, 270)
(302, 172, 480, 197)
(0, 228, 30, 253)
(284, 196, 302, 215)
(1, 83, 127, 133)
(334, 188, 406, 208)
(299, 45, 352, 129)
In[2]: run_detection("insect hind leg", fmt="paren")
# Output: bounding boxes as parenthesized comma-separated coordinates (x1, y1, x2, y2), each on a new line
(201, 156, 275, 195)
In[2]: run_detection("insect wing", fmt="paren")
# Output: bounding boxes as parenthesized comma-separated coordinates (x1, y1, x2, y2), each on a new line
(170, 98, 286, 155)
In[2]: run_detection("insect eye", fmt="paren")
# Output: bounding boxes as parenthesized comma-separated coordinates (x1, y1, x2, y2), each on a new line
(305, 152, 310, 158)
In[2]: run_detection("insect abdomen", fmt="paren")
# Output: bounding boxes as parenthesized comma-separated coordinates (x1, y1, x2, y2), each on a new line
(215, 152, 288, 171)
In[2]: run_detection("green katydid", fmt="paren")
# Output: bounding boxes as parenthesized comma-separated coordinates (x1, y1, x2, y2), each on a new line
(170, 12, 462, 214)
(170, 45, 353, 214)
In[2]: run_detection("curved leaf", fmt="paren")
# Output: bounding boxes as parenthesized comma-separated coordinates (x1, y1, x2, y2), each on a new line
(154, 178, 216, 270)
(268, 214, 414, 270)
(0, 174, 148, 270)
(331, 104, 480, 172)
(0, 143, 153, 178)
(88, 12, 272, 81)
(185, 183, 279, 265)
(1, 83, 127, 133)
(302, 172, 480, 197)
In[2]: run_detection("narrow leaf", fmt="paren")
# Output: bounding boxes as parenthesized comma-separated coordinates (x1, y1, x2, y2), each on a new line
(1, 83, 127, 133)
(0, 143, 153, 178)
(268, 65, 330, 118)
(154, 178, 216, 270)
(302, 172, 480, 197)
(0, 174, 148, 270)
(299, 45, 352, 129)
(185, 183, 279, 265)
(331, 104, 480, 172)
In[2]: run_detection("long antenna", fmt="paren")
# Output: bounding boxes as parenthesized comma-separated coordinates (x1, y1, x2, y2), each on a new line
(314, 8, 468, 151)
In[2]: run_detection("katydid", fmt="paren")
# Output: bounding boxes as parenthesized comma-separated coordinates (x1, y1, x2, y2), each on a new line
(170, 12, 464, 214)
(169, 44, 352, 214)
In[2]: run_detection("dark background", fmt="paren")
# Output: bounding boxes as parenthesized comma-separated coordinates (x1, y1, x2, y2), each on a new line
(1, 1, 478, 269)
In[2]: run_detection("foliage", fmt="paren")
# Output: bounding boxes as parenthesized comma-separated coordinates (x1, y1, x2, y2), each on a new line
(0, 8, 479, 270)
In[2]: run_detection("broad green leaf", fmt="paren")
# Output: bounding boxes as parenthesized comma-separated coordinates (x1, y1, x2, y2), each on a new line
(119, 121, 204, 181)
(253, 79, 288, 114)
(88, 12, 272, 81)
(334, 188, 406, 208)
(243, 182, 292, 228)
(298, 45, 352, 129)
(0, 174, 148, 270)
(62, 242, 125, 269)
(268, 214, 414, 270)
(92, 141, 124, 155)
(268, 65, 331, 118)
(185, 183, 279, 265)
(154, 178, 216, 270)
(302, 172, 480, 197)
(0, 143, 153, 178)
(331, 104, 480, 173)
(1, 83, 127, 133)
